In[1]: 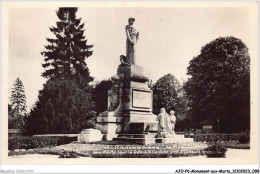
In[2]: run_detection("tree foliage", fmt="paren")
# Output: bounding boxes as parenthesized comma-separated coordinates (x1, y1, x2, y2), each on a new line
(10, 78, 27, 115)
(9, 78, 27, 129)
(153, 74, 187, 117)
(41, 7, 93, 81)
(24, 8, 95, 135)
(184, 36, 250, 132)
(24, 78, 96, 135)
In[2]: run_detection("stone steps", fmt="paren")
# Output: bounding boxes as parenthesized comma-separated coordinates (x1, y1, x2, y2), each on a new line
(113, 137, 156, 145)
(117, 133, 157, 138)
(113, 134, 193, 145)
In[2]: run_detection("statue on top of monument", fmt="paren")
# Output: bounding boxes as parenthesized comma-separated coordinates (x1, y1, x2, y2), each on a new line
(121, 17, 139, 65)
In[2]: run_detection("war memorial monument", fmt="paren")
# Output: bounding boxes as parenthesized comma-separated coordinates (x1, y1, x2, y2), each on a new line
(80, 18, 182, 145)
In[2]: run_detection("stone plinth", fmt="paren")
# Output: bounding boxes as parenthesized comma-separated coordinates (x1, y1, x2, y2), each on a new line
(77, 129, 103, 143)
(96, 64, 158, 140)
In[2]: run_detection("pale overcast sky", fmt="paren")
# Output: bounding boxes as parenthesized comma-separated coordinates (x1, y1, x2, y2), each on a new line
(8, 7, 251, 111)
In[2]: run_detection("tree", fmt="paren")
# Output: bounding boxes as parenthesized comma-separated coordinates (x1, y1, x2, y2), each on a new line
(8, 104, 23, 129)
(41, 7, 93, 81)
(9, 78, 27, 129)
(185, 36, 250, 132)
(24, 8, 95, 135)
(174, 117, 192, 132)
(153, 74, 187, 117)
(24, 78, 96, 135)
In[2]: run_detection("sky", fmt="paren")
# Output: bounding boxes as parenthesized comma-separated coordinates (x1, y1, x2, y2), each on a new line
(8, 7, 251, 111)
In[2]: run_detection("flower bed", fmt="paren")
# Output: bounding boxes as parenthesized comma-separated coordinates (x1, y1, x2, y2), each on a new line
(8, 135, 77, 151)
(91, 149, 203, 158)
(90, 142, 207, 158)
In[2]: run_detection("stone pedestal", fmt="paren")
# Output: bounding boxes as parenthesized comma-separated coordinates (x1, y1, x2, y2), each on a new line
(96, 64, 158, 140)
(77, 129, 103, 143)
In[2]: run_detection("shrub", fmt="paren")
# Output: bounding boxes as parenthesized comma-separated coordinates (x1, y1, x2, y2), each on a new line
(194, 133, 240, 143)
(204, 143, 227, 158)
(8, 136, 77, 151)
(59, 149, 78, 158)
(238, 131, 250, 144)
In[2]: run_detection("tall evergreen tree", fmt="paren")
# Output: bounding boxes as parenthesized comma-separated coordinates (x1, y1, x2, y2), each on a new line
(41, 7, 93, 81)
(10, 78, 27, 116)
(9, 78, 27, 129)
(24, 8, 95, 135)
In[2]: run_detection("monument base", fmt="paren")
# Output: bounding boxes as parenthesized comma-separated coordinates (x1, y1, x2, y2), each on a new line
(96, 64, 159, 141)
(96, 112, 158, 140)
(96, 114, 122, 140)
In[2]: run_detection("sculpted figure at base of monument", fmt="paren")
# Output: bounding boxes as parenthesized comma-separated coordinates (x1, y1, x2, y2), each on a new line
(120, 55, 131, 65)
(169, 110, 176, 134)
(156, 108, 174, 138)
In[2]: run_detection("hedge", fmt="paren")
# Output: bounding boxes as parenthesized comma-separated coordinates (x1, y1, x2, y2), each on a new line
(194, 133, 240, 143)
(8, 136, 77, 151)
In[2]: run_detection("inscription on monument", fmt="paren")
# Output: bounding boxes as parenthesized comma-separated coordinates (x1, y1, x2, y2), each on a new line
(132, 89, 152, 109)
